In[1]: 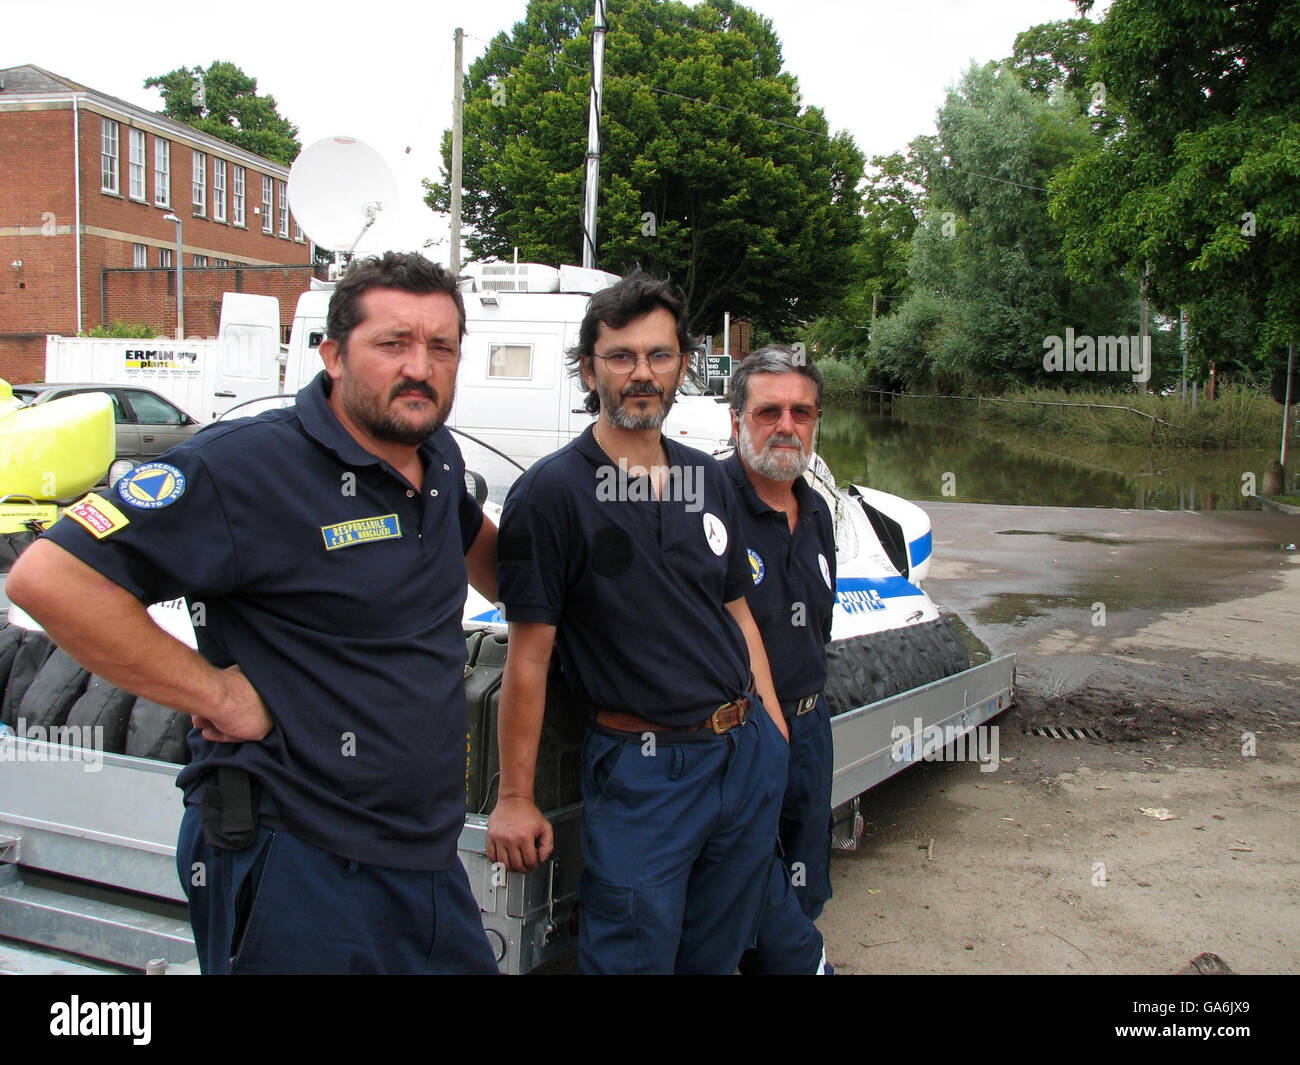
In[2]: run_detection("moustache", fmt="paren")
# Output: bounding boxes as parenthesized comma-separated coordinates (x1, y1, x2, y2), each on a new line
(390, 380, 438, 403)
(621, 383, 664, 398)
(764, 433, 804, 453)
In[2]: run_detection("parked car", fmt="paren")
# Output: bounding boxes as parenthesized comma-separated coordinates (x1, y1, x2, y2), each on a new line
(11, 383, 201, 484)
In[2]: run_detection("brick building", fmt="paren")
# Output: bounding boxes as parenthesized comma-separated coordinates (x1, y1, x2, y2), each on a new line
(0, 64, 318, 383)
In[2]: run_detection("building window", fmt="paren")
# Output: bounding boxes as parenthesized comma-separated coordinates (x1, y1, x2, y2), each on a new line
(154, 139, 170, 206)
(261, 176, 273, 233)
(232, 165, 245, 226)
(128, 129, 146, 201)
(277, 180, 289, 237)
(159, 247, 173, 268)
(294, 219, 305, 243)
(100, 118, 119, 193)
(194, 254, 208, 267)
(214, 257, 228, 267)
(213, 159, 227, 222)
(192, 151, 207, 215)
(133, 243, 147, 268)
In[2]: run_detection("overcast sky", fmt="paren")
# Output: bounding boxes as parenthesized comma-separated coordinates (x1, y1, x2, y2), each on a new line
(5, 0, 1104, 255)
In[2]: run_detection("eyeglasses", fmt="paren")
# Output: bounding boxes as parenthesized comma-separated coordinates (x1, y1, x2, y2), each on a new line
(744, 404, 821, 426)
(592, 351, 685, 375)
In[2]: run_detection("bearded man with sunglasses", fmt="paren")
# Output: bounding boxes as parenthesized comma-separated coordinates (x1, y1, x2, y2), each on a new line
(488, 271, 797, 974)
(725, 347, 838, 975)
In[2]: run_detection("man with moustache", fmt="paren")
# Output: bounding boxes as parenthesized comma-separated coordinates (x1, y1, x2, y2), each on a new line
(724, 347, 838, 974)
(8, 251, 500, 974)
(486, 271, 796, 974)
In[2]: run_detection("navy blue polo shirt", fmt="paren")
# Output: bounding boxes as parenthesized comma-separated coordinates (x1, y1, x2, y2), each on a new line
(43, 371, 483, 871)
(497, 427, 752, 728)
(722, 452, 836, 710)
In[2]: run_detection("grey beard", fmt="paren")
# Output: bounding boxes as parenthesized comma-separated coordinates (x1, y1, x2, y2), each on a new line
(739, 427, 809, 481)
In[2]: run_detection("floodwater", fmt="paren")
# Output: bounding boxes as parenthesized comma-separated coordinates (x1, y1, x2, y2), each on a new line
(815, 403, 1278, 512)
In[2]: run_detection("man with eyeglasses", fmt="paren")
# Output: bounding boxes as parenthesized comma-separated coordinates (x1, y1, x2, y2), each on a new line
(725, 346, 838, 975)
(487, 270, 794, 974)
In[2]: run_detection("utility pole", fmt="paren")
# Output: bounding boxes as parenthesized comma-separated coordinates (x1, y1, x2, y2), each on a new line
(450, 26, 464, 274)
(581, 1, 607, 269)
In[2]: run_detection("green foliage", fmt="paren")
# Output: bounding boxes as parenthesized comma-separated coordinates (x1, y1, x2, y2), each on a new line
(144, 61, 302, 166)
(1052, 0, 1300, 372)
(802, 148, 925, 360)
(867, 57, 1138, 392)
(429, 0, 864, 336)
(812, 355, 870, 401)
(895, 382, 1276, 450)
(79, 321, 161, 339)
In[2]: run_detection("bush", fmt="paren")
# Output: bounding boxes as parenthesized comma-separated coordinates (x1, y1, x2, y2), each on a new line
(79, 321, 162, 339)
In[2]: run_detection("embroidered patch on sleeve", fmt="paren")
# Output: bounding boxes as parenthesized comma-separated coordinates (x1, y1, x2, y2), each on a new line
(63, 493, 131, 540)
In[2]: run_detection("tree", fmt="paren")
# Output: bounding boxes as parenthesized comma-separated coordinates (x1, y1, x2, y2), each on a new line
(867, 60, 1147, 391)
(145, 61, 302, 166)
(1050, 0, 1300, 375)
(803, 148, 925, 362)
(428, 0, 864, 336)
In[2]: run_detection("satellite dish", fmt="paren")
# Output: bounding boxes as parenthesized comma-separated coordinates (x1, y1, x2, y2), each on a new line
(288, 137, 399, 254)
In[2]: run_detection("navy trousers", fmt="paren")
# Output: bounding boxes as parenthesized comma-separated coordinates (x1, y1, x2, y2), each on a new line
(577, 701, 789, 974)
(740, 694, 834, 974)
(177, 804, 498, 974)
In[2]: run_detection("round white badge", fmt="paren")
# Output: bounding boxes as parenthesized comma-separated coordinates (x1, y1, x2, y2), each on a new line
(818, 552, 832, 589)
(702, 512, 728, 556)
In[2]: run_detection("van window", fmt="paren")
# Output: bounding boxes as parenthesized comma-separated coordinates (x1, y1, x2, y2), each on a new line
(488, 343, 533, 380)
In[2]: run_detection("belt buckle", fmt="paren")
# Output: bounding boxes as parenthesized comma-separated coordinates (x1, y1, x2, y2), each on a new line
(709, 696, 749, 734)
(796, 694, 818, 716)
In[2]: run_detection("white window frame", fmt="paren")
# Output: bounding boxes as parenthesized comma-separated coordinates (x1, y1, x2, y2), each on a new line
(128, 129, 146, 201)
(232, 164, 245, 226)
(261, 175, 274, 233)
(214, 257, 228, 267)
(192, 151, 207, 216)
(133, 243, 147, 268)
(194, 254, 208, 268)
(212, 159, 227, 222)
(277, 180, 289, 237)
(154, 139, 170, 206)
(159, 247, 173, 268)
(100, 118, 119, 193)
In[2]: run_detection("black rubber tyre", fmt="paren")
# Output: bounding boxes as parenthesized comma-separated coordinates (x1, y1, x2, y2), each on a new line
(125, 698, 191, 764)
(16, 648, 90, 730)
(822, 615, 972, 718)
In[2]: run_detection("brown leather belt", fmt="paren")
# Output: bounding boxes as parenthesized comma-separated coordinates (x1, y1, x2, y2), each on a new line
(595, 695, 752, 736)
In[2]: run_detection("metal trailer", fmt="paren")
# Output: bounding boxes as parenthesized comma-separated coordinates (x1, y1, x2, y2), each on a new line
(0, 650, 1014, 974)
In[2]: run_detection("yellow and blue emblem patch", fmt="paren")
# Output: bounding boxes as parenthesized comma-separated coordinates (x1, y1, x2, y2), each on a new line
(117, 463, 187, 510)
(63, 493, 130, 539)
(321, 514, 402, 551)
(748, 548, 766, 586)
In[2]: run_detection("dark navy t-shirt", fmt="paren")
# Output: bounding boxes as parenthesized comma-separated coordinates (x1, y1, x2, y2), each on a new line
(43, 372, 483, 871)
(497, 427, 752, 728)
(722, 452, 836, 710)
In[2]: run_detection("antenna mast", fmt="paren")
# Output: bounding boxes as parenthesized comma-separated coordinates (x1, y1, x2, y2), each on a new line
(451, 26, 464, 274)
(581, 0, 607, 270)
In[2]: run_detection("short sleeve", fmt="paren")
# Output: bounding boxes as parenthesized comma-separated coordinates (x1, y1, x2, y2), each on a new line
(820, 508, 837, 644)
(42, 450, 239, 605)
(718, 469, 752, 604)
(496, 479, 576, 626)
(448, 444, 485, 554)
